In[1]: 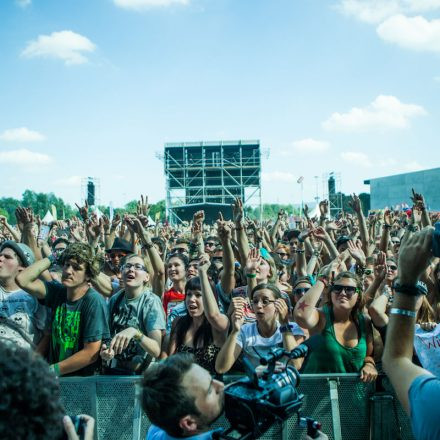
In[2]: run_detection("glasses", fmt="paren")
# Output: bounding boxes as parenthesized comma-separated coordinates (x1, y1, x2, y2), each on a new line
(388, 265, 398, 271)
(205, 242, 216, 247)
(252, 298, 276, 307)
(109, 253, 127, 260)
(277, 252, 288, 257)
(293, 287, 309, 296)
(122, 263, 146, 271)
(171, 247, 187, 254)
(331, 285, 358, 298)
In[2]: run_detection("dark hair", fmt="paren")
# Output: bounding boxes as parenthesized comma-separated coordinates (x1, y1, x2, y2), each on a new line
(60, 242, 102, 278)
(172, 277, 214, 350)
(328, 271, 364, 323)
(166, 253, 189, 270)
(52, 237, 69, 249)
(250, 283, 282, 300)
(0, 342, 65, 440)
(141, 353, 200, 437)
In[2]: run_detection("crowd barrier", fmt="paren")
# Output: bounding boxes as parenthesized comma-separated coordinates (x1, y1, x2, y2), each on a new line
(59, 374, 413, 440)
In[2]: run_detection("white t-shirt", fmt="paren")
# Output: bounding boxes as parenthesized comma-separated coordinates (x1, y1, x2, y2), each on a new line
(0, 285, 50, 349)
(236, 321, 303, 367)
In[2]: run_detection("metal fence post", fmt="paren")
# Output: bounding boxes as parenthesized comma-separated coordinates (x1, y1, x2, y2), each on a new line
(328, 379, 342, 440)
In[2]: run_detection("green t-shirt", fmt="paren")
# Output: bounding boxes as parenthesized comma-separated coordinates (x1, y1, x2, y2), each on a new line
(44, 281, 110, 376)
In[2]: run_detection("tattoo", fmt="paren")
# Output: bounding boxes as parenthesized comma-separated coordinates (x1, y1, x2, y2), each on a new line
(297, 301, 309, 312)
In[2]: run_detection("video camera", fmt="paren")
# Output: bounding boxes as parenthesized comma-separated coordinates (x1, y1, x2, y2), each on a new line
(215, 338, 322, 439)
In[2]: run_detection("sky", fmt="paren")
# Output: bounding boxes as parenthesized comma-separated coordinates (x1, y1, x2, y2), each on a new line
(1, 0, 440, 209)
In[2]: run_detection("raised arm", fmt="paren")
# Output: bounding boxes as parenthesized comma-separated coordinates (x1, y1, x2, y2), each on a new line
(411, 189, 431, 228)
(0, 215, 21, 242)
(216, 216, 235, 295)
(15, 257, 50, 299)
(349, 194, 370, 255)
(232, 197, 250, 267)
(312, 226, 339, 260)
(382, 227, 434, 415)
(198, 254, 229, 333)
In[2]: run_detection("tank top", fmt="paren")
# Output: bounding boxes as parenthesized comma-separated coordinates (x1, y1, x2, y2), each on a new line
(303, 305, 367, 373)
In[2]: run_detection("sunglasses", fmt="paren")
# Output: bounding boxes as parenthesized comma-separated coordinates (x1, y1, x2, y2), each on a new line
(277, 252, 288, 257)
(331, 285, 358, 298)
(205, 242, 216, 247)
(293, 287, 309, 296)
(171, 247, 187, 254)
(388, 265, 398, 271)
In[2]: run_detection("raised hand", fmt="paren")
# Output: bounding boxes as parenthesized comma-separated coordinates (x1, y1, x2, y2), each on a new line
(216, 213, 232, 241)
(197, 253, 210, 274)
(347, 240, 366, 265)
(137, 195, 150, 216)
(246, 247, 261, 273)
(312, 226, 327, 241)
(319, 200, 329, 217)
(374, 251, 387, 280)
(349, 194, 362, 214)
(124, 214, 145, 236)
(274, 298, 289, 324)
(411, 188, 425, 210)
(15, 207, 35, 228)
(303, 204, 310, 219)
(102, 215, 110, 233)
(232, 197, 244, 224)
(75, 200, 89, 221)
(111, 213, 121, 231)
(193, 210, 205, 226)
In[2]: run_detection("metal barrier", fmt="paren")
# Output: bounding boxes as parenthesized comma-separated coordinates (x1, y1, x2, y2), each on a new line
(59, 374, 414, 440)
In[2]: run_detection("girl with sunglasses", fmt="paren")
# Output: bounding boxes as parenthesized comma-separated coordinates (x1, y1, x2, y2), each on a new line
(294, 265, 377, 382)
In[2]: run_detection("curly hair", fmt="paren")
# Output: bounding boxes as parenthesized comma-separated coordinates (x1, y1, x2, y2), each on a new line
(0, 342, 65, 440)
(60, 242, 102, 278)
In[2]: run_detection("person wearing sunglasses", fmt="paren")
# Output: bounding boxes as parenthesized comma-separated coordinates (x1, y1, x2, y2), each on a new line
(216, 283, 301, 373)
(294, 267, 377, 382)
(100, 254, 166, 375)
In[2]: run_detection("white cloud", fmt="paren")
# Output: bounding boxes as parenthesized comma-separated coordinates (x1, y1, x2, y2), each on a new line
(377, 14, 440, 52)
(0, 149, 53, 166)
(340, 151, 372, 167)
(22, 31, 96, 65)
(336, 0, 440, 24)
(403, 160, 424, 171)
(54, 176, 83, 187)
(262, 171, 296, 183)
(322, 95, 426, 131)
(0, 127, 45, 142)
(286, 138, 330, 155)
(114, 0, 189, 10)
(16, 0, 31, 7)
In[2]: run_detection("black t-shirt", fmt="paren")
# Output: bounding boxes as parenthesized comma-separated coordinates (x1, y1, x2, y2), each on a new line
(44, 281, 110, 376)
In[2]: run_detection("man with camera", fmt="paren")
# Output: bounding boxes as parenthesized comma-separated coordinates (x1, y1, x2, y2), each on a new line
(141, 353, 327, 439)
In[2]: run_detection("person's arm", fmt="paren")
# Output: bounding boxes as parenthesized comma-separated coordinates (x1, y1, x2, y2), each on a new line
(54, 340, 102, 376)
(360, 317, 378, 382)
(293, 278, 326, 331)
(295, 231, 310, 278)
(91, 272, 114, 297)
(232, 198, 250, 267)
(368, 285, 391, 328)
(217, 217, 236, 295)
(198, 254, 229, 333)
(382, 227, 434, 415)
(312, 227, 339, 260)
(107, 327, 162, 359)
(15, 258, 50, 299)
(411, 189, 431, 228)
(0, 215, 21, 242)
(379, 210, 392, 253)
(276, 298, 301, 369)
(16, 207, 43, 261)
(349, 195, 370, 256)
(270, 210, 284, 247)
(245, 248, 260, 301)
(215, 306, 244, 374)
(318, 200, 329, 228)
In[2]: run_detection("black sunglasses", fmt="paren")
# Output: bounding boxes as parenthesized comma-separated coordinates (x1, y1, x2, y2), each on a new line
(331, 285, 358, 298)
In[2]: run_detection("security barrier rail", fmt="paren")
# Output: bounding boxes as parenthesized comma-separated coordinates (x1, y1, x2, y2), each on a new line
(59, 374, 413, 440)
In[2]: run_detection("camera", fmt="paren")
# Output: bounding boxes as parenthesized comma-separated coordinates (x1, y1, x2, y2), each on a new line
(216, 339, 321, 439)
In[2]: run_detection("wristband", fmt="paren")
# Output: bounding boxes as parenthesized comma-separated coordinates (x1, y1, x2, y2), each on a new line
(390, 308, 417, 318)
(383, 224, 392, 229)
(280, 324, 294, 333)
(50, 363, 61, 376)
(246, 273, 257, 279)
(47, 254, 57, 266)
(317, 276, 329, 288)
(133, 329, 143, 341)
(143, 242, 155, 250)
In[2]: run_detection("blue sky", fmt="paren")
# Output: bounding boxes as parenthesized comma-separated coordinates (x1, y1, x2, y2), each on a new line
(1, 0, 439, 209)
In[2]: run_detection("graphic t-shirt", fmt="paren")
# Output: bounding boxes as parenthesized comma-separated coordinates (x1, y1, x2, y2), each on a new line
(0, 286, 50, 349)
(108, 289, 166, 372)
(44, 281, 110, 376)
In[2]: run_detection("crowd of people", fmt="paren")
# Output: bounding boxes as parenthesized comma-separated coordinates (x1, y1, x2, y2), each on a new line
(1, 189, 440, 439)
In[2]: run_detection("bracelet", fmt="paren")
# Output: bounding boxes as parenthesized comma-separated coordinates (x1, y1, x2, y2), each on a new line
(246, 273, 257, 279)
(143, 242, 155, 249)
(280, 324, 294, 333)
(407, 225, 418, 232)
(317, 276, 329, 287)
(133, 329, 143, 341)
(363, 360, 376, 367)
(390, 308, 417, 318)
(50, 363, 61, 376)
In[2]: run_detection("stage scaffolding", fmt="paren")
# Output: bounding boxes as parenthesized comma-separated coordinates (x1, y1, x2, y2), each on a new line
(162, 140, 262, 224)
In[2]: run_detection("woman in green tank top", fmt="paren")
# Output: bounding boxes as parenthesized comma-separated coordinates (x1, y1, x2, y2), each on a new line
(294, 269, 378, 382)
